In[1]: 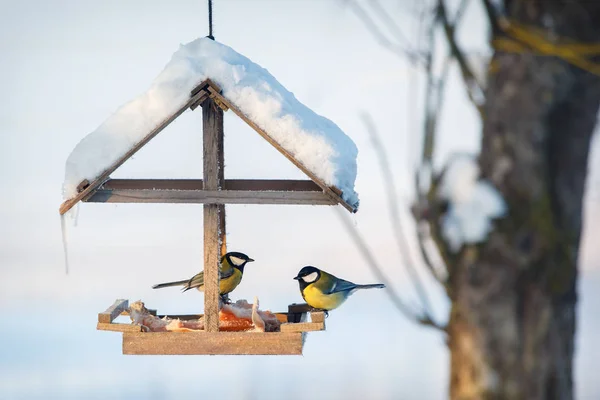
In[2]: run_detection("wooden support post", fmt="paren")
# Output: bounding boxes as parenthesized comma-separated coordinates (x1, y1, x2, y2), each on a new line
(202, 98, 225, 332)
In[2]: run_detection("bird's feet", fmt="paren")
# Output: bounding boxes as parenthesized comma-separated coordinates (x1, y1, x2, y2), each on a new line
(220, 294, 232, 304)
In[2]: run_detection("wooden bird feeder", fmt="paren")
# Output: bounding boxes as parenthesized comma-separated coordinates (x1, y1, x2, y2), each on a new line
(97, 299, 325, 355)
(60, 79, 356, 355)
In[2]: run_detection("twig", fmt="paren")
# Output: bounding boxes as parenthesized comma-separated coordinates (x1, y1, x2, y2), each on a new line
(335, 207, 446, 332)
(416, 222, 448, 285)
(411, 1, 474, 286)
(481, 0, 501, 36)
(346, 0, 425, 65)
(367, 0, 417, 54)
(361, 113, 442, 325)
(421, 15, 438, 165)
(437, 0, 485, 118)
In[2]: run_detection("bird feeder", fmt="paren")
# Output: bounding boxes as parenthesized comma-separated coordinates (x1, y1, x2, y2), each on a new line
(60, 76, 358, 355)
(97, 299, 326, 355)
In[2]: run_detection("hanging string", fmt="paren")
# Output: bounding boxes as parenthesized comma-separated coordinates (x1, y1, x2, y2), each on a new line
(207, 0, 214, 40)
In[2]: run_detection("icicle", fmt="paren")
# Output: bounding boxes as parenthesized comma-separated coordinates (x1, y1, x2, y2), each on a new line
(61, 213, 70, 275)
(60, 204, 79, 275)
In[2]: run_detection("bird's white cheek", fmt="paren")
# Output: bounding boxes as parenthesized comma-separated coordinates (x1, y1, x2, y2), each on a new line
(229, 256, 246, 266)
(302, 272, 319, 283)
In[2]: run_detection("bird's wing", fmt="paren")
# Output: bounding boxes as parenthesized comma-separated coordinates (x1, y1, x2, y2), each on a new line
(183, 271, 204, 291)
(183, 264, 234, 289)
(219, 266, 235, 280)
(325, 278, 358, 295)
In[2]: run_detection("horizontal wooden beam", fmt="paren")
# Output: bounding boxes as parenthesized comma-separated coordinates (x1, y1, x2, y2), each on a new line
(122, 331, 304, 355)
(100, 179, 323, 192)
(97, 322, 142, 333)
(85, 189, 338, 206)
(280, 320, 325, 333)
(98, 299, 129, 323)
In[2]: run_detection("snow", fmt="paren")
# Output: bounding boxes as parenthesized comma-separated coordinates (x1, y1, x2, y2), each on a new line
(63, 37, 359, 208)
(438, 155, 506, 252)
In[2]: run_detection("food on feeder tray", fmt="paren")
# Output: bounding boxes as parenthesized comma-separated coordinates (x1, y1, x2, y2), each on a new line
(128, 297, 281, 333)
(129, 301, 204, 332)
(220, 298, 281, 332)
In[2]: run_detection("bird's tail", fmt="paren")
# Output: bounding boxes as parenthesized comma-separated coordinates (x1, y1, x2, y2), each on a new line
(152, 279, 189, 289)
(355, 283, 386, 290)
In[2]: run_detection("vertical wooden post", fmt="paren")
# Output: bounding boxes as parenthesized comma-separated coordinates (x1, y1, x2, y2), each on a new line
(202, 98, 225, 332)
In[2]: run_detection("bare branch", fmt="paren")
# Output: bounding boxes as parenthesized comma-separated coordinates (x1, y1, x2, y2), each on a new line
(421, 18, 439, 164)
(481, 0, 501, 35)
(417, 222, 449, 283)
(367, 0, 416, 53)
(361, 113, 441, 322)
(346, 0, 425, 65)
(415, 57, 453, 281)
(335, 207, 446, 332)
(437, 0, 485, 118)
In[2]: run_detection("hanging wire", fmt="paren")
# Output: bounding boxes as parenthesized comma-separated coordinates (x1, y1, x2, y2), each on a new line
(207, 0, 214, 40)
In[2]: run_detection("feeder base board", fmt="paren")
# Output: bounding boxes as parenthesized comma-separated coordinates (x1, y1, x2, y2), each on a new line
(123, 331, 305, 355)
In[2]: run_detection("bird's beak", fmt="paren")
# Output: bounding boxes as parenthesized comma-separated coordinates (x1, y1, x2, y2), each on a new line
(293, 275, 301, 280)
(247, 258, 255, 262)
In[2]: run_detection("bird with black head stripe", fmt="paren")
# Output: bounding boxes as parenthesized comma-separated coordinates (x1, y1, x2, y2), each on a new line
(294, 266, 385, 314)
(152, 252, 254, 302)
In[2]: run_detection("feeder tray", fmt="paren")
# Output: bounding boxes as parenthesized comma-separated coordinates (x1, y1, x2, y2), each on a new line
(97, 299, 325, 355)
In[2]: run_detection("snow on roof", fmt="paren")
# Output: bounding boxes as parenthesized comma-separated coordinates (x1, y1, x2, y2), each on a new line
(63, 37, 359, 208)
(438, 155, 506, 252)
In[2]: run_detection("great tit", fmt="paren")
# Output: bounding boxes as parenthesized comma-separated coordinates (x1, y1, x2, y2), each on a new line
(293, 266, 385, 312)
(152, 252, 254, 298)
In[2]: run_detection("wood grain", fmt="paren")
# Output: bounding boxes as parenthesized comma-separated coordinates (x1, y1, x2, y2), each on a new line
(202, 98, 223, 333)
(280, 321, 325, 333)
(97, 322, 142, 333)
(310, 311, 326, 323)
(85, 189, 337, 205)
(98, 179, 323, 192)
(98, 299, 129, 323)
(122, 331, 304, 355)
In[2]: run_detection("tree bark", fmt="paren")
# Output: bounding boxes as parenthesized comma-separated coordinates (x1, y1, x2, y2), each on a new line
(448, 1, 600, 399)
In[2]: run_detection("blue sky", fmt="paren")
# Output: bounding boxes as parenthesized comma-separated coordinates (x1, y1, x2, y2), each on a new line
(1, 1, 599, 399)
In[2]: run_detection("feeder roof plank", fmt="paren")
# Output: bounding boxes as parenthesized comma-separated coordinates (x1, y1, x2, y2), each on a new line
(59, 90, 209, 215)
(207, 86, 356, 213)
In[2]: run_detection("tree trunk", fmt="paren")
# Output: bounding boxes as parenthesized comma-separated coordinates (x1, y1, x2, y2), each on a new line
(448, 1, 600, 399)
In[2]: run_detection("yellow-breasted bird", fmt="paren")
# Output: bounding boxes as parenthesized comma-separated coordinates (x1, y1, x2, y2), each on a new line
(152, 252, 254, 298)
(293, 266, 385, 312)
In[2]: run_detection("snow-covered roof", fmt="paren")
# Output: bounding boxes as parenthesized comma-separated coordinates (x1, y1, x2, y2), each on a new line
(63, 37, 359, 209)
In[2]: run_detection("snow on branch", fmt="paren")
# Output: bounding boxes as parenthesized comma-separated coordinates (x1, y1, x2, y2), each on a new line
(438, 155, 506, 252)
